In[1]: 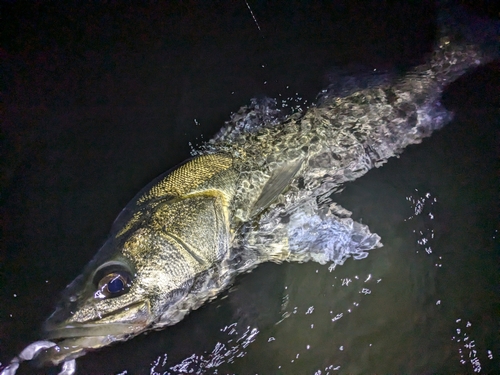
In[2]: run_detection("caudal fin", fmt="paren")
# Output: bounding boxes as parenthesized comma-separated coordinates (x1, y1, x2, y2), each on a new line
(413, 1, 499, 91)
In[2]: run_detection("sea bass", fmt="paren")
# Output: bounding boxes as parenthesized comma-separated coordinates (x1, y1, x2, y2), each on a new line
(2, 6, 498, 375)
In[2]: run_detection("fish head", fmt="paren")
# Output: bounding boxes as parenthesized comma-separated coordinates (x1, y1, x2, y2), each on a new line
(39, 218, 210, 365)
(38, 155, 236, 366)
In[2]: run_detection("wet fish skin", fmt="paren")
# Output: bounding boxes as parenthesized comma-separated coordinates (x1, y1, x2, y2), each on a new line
(37, 11, 498, 368)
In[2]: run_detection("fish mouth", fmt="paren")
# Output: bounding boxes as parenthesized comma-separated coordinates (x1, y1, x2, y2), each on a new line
(44, 300, 151, 339)
(38, 301, 151, 366)
(44, 321, 147, 339)
(34, 335, 120, 366)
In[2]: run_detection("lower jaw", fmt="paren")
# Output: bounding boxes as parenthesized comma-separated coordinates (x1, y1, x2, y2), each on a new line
(35, 334, 125, 366)
(44, 321, 146, 340)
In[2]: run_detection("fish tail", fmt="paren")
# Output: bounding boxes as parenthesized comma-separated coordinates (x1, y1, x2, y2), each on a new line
(429, 1, 499, 85)
(438, 1, 499, 58)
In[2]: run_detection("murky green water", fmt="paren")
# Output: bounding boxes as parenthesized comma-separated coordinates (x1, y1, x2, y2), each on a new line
(2, 2, 498, 374)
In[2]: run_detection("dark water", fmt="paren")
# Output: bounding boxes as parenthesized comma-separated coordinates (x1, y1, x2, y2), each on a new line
(1, 2, 498, 374)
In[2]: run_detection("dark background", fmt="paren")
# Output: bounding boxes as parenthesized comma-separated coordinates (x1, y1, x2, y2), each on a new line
(1, 1, 498, 374)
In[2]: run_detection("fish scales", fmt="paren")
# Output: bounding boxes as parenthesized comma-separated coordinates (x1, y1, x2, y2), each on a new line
(209, 39, 480, 192)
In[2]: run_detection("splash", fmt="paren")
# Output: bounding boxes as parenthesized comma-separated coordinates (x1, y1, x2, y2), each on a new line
(148, 323, 259, 374)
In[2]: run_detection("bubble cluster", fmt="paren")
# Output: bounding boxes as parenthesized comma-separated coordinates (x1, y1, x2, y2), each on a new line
(405, 190, 439, 262)
(451, 319, 493, 373)
(148, 323, 260, 374)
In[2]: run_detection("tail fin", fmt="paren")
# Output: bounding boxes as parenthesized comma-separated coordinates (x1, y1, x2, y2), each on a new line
(438, 1, 499, 60)
(416, 1, 499, 89)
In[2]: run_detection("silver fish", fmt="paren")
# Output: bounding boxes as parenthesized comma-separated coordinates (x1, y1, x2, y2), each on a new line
(3, 6, 497, 374)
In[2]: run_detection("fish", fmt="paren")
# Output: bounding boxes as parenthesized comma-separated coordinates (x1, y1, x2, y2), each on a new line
(2, 4, 498, 375)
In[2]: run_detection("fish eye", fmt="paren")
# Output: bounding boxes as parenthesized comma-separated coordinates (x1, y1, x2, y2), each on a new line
(97, 272, 131, 298)
(93, 264, 132, 299)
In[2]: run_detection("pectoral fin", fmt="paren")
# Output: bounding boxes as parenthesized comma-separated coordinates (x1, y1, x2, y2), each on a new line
(251, 159, 303, 217)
